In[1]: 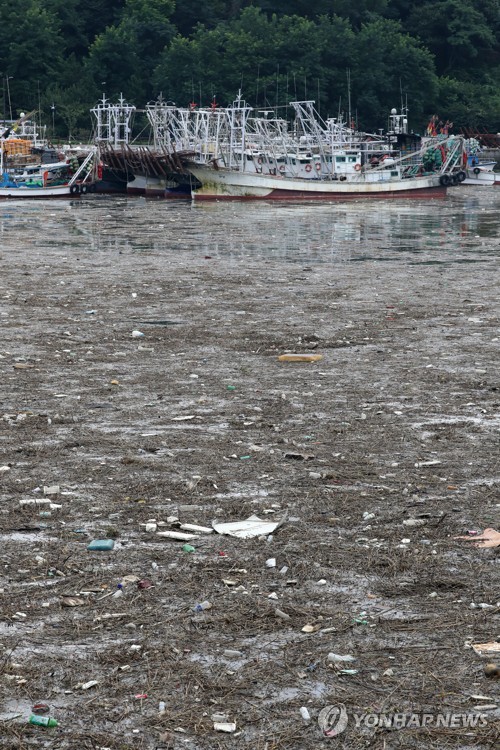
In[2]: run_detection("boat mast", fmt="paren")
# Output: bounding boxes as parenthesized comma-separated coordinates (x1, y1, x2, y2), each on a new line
(226, 91, 251, 171)
(91, 94, 135, 146)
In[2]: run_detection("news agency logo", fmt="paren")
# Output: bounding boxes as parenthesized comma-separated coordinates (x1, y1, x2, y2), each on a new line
(318, 705, 488, 736)
(318, 705, 349, 737)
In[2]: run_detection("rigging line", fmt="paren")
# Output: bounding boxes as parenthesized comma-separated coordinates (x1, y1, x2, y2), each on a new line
(275, 63, 279, 112)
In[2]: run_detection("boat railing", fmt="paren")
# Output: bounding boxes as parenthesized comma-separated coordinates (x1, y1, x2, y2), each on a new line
(68, 149, 96, 185)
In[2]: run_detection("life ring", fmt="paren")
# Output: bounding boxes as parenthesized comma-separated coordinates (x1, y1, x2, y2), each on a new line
(279, 165, 286, 173)
(305, 164, 312, 172)
(473, 167, 481, 175)
(70, 184, 80, 195)
(354, 163, 362, 171)
(315, 163, 321, 171)
(451, 173, 459, 185)
(457, 170, 466, 182)
(439, 174, 451, 186)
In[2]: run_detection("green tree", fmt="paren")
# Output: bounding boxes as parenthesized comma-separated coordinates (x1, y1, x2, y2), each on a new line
(171, 0, 234, 35)
(86, 0, 175, 100)
(254, 0, 388, 26)
(351, 18, 438, 128)
(44, 0, 126, 58)
(153, 8, 355, 113)
(406, 0, 496, 76)
(0, 0, 64, 113)
(438, 75, 500, 130)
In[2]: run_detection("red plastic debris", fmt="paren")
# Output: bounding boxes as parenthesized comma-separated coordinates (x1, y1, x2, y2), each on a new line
(32, 703, 50, 715)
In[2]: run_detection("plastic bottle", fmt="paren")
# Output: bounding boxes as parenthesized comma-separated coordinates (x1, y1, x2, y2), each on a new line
(112, 584, 123, 598)
(300, 707, 311, 722)
(194, 600, 212, 612)
(29, 715, 58, 727)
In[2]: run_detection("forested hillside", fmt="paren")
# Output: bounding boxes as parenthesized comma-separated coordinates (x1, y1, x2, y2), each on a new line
(1, 0, 499, 137)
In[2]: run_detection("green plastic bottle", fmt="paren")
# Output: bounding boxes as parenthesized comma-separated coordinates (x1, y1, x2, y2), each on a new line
(29, 715, 58, 727)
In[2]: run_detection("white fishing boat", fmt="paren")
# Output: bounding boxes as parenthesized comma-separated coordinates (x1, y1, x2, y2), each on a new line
(459, 138, 498, 186)
(462, 165, 496, 187)
(184, 97, 467, 201)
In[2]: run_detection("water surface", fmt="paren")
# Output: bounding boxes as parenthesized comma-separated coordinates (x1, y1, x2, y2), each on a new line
(1, 188, 499, 265)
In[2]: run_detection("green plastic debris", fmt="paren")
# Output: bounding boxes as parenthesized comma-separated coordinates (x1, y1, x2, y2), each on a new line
(353, 611, 368, 625)
(182, 544, 196, 553)
(87, 539, 115, 551)
(29, 715, 58, 727)
(226, 385, 236, 391)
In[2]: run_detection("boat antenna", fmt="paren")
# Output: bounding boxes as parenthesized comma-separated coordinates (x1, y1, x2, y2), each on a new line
(317, 79, 320, 117)
(37, 80, 42, 132)
(256, 63, 260, 107)
(275, 64, 279, 110)
(347, 69, 352, 132)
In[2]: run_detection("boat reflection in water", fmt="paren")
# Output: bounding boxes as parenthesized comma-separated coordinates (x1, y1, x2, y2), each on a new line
(14, 192, 493, 264)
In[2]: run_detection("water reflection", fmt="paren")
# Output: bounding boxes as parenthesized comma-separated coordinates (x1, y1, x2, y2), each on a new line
(0, 191, 499, 264)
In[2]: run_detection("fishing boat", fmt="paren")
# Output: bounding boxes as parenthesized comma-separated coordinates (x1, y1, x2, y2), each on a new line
(183, 97, 467, 200)
(90, 95, 198, 196)
(457, 138, 497, 186)
(0, 142, 97, 199)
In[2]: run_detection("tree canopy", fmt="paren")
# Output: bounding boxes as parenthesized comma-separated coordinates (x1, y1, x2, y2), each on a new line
(1, 0, 499, 138)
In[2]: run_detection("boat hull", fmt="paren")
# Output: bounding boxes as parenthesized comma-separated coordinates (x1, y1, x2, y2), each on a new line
(187, 166, 446, 200)
(128, 172, 196, 198)
(0, 184, 75, 199)
(462, 169, 496, 186)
